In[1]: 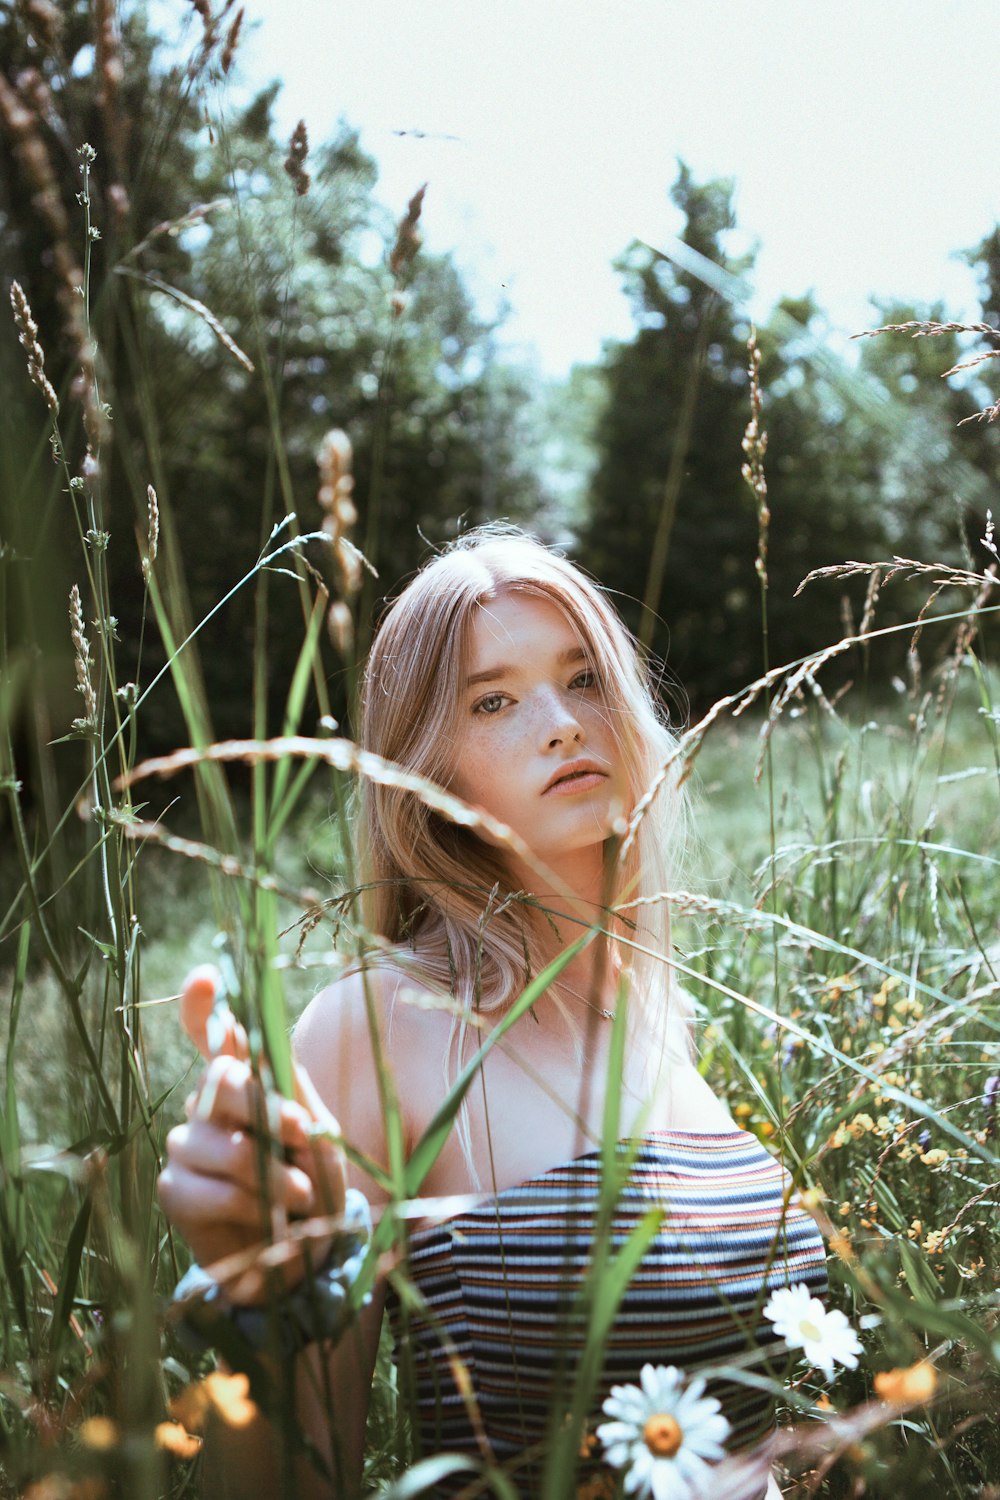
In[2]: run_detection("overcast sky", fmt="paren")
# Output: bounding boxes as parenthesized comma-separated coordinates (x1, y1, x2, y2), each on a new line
(233, 0, 1000, 376)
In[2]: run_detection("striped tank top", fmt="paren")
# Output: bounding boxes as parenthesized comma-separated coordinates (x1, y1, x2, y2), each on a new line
(386, 1129, 827, 1495)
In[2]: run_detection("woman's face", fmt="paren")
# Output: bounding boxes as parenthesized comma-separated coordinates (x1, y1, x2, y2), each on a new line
(448, 592, 628, 882)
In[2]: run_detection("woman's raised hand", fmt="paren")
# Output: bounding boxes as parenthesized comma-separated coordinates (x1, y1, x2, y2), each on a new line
(157, 965, 348, 1304)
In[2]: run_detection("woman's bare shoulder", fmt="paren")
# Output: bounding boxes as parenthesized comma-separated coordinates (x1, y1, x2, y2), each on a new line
(292, 959, 456, 1182)
(295, 958, 455, 1047)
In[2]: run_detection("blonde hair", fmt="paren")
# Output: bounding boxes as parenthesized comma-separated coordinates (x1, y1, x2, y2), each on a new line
(358, 524, 687, 1181)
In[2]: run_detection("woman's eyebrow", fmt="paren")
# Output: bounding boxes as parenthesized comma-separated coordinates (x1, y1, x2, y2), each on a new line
(465, 646, 586, 689)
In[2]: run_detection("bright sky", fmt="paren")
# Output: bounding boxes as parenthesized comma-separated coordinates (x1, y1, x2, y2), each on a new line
(237, 0, 1000, 377)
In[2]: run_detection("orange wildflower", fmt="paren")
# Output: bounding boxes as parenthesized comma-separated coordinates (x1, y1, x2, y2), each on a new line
(874, 1360, 938, 1407)
(155, 1420, 203, 1459)
(77, 1416, 118, 1451)
(170, 1370, 258, 1433)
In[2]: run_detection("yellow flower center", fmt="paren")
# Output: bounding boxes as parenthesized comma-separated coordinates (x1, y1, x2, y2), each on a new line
(799, 1318, 822, 1342)
(642, 1413, 683, 1457)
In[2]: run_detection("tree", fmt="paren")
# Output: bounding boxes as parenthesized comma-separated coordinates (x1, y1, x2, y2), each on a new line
(1, 0, 549, 764)
(578, 165, 763, 705)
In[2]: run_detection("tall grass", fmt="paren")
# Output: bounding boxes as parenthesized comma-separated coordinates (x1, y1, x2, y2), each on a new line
(2, 17, 1000, 1500)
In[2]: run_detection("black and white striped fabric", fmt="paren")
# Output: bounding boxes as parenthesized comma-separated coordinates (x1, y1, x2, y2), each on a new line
(387, 1129, 828, 1493)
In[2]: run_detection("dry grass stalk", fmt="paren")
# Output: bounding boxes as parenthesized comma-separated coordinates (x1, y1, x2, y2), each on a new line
(796, 554, 996, 597)
(983, 510, 998, 565)
(115, 266, 255, 372)
(142, 484, 159, 582)
(937, 564, 997, 704)
(620, 633, 858, 858)
(390, 184, 427, 312)
(741, 329, 769, 585)
(94, 0, 129, 219)
(189, 0, 215, 46)
(796, 552, 998, 693)
(854, 318, 1000, 425)
(316, 428, 366, 651)
(72, 335, 110, 456)
(110, 812, 324, 910)
(68, 584, 96, 727)
(855, 319, 999, 342)
(9, 280, 59, 412)
(221, 6, 244, 74)
(0, 72, 84, 348)
(23, 0, 62, 47)
(116, 734, 593, 921)
(283, 119, 310, 196)
(119, 735, 528, 850)
(13, 66, 54, 128)
(122, 198, 230, 263)
(859, 566, 881, 637)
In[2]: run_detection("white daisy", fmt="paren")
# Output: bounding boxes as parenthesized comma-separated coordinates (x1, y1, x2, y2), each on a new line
(763, 1283, 863, 1380)
(596, 1364, 731, 1500)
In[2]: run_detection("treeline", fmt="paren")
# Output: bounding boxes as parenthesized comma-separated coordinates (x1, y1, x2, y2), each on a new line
(3, 0, 999, 779)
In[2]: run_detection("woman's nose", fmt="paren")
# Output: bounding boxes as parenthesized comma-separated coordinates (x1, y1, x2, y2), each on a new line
(538, 688, 584, 749)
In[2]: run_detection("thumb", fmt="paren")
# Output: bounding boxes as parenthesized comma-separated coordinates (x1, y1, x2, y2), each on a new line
(179, 964, 250, 1062)
(291, 1058, 343, 1142)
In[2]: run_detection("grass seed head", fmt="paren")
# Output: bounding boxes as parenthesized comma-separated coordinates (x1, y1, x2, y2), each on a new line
(221, 6, 244, 73)
(390, 183, 427, 283)
(68, 584, 97, 727)
(143, 484, 159, 581)
(10, 280, 59, 412)
(284, 119, 310, 195)
(317, 428, 362, 604)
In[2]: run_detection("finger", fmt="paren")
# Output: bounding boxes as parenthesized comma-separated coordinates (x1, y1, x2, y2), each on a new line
(159, 1149, 314, 1228)
(190, 1054, 278, 1131)
(158, 1158, 267, 1233)
(180, 965, 249, 1062)
(289, 1133, 346, 1218)
(175, 1121, 317, 1211)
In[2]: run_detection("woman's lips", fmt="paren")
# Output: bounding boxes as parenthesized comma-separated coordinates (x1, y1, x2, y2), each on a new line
(543, 770, 608, 796)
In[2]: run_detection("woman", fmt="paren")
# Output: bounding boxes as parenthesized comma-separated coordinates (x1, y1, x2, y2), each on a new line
(158, 527, 827, 1499)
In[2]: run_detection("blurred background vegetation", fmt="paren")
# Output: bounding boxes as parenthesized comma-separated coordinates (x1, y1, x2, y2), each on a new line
(3, 0, 999, 770)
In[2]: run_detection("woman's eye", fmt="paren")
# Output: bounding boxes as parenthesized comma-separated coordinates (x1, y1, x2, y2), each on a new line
(473, 692, 508, 716)
(570, 669, 598, 691)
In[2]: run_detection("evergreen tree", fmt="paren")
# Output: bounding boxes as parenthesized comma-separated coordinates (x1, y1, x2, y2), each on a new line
(578, 165, 761, 703)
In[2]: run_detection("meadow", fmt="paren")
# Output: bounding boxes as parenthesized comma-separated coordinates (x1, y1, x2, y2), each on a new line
(2, 5, 1000, 1497)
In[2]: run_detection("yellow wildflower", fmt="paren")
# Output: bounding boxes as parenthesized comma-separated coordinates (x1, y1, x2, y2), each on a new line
(921, 1149, 948, 1168)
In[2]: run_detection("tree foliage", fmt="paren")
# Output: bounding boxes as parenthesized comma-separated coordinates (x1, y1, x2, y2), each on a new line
(0, 0, 548, 764)
(576, 166, 1000, 707)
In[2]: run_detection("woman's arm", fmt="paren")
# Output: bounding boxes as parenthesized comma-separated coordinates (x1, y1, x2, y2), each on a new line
(197, 1284, 387, 1500)
(158, 966, 400, 1497)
